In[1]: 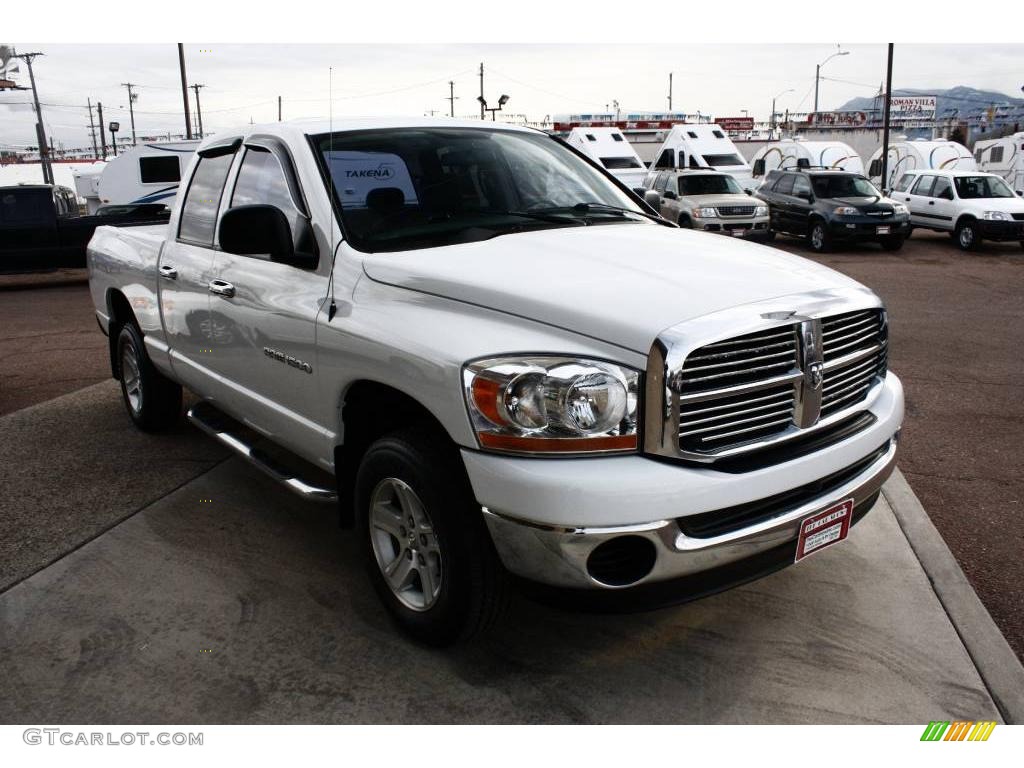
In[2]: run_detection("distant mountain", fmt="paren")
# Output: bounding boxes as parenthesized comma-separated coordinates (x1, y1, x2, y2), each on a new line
(837, 86, 1024, 117)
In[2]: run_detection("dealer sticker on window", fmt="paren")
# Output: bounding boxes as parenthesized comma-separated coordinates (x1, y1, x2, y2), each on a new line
(795, 499, 854, 562)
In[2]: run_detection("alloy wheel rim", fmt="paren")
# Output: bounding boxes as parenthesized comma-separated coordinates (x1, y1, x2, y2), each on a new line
(369, 478, 443, 612)
(960, 227, 973, 247)
(812, 226, 824, 249)
(121, 343, 142, 414)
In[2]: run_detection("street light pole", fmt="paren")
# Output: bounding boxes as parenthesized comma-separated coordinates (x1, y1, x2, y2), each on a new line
(771, 89, 794, 140)
(814, 46, 849, 113)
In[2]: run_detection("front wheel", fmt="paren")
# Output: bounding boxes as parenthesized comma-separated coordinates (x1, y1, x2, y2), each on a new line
(116, 323, 182, 432)
(956, 220, 980, 251)
(880, 235, 905, 251)
(677, 215, 693, 228)
(808, 220, 832, 253)
(355, 428, 507, 646)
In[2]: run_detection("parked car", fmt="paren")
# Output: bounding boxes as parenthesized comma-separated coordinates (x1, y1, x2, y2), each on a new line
(756, 170, 911, 253)
(891, 169, 1024, 250)
(86, 118, 903, 645)
(643, 169, 770, 238)
(0, 183, 167, 272)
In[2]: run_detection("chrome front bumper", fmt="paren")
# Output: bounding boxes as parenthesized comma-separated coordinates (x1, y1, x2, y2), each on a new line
(481, 437, 897, 590)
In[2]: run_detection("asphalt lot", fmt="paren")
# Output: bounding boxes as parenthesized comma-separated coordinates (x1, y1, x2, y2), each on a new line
(0, 230, 1021, 721)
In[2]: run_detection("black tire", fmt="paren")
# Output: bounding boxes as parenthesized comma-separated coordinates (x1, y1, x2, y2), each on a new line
(115, 323, 182, 432)
(880, 235, 905, 251)
(355, 427, 507, 646)
(808, 219, 832, 253)
(955, 219, 980, 251)
(677, 215, 693, 228)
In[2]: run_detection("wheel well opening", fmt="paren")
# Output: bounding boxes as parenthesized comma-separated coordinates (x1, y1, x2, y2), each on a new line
(335, 381, 454, 527)
(106, 290, 137, 379)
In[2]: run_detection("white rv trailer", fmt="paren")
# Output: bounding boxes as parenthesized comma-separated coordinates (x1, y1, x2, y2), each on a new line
(867, 139, 975, 191)
(75, 141, 200, 214)
(565, 127, 647, 188)
(648, 124, 754, 188)
(749, 139, 864, 181)
(973, 132, 1024, 196)
(72, 161, 107, 212)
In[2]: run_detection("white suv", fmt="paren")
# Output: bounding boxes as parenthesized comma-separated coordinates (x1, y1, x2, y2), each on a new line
(891, 169, 1024, 250)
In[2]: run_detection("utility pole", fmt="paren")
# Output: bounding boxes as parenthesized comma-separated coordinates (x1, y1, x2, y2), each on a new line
(121, 82, 138, 145)
(447, 81, 456, 117)
(97, 102, 107, 159)
(177, 43, 193, 139)
(668, 72, 673, 111)
(191, 83, 205, 139)
(880, 43, 895, 192)
(479, 63, 485, 120)
(87, 98, 99, 159)
(278, 95, 282, 121)
(13, 50, 53, 184)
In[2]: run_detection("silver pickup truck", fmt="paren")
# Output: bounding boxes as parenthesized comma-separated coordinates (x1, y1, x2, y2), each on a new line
(87, 118, 903, 645)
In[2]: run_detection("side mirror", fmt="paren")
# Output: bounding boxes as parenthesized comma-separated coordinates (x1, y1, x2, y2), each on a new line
(219, 205, 317, 269)
(745, 189, 753, 196)
(631, 187, 646, 197)
(663, 190, 678, 200)
(643, 190, 662, 208)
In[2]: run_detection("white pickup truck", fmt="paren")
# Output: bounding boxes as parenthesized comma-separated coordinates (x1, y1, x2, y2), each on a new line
(87, 118, 903, 645)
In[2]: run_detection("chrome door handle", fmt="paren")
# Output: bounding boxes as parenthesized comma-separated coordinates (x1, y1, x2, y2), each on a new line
(208, 279, 235, 298)
(159, 264, 178, 280)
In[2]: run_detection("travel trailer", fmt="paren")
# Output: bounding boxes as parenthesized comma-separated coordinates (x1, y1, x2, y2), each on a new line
(973, 132, 1023, 195)
(867, 139, 975, 192)
(750, 139, 864, 182)
(75, 141, 199, 214)
(72, 162, 107, 212)
(565, 127, 647, 187)
(647, 124, 754, 188)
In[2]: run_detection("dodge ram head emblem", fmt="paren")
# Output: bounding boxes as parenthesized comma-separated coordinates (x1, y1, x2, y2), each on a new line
(809, 361, 824, 390)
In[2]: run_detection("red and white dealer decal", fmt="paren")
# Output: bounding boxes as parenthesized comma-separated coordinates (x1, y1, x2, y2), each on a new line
(795, 498, 854, 562)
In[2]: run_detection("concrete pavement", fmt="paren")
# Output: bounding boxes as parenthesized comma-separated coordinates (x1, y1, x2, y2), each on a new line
(0, 453, 1008, 723)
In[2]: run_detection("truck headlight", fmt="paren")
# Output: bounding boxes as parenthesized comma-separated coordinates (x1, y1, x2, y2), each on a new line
(982, 210, 1010, 221)
(834, 206, 859, 216)
(892, 203, 909, 215)
(754, 205, 768, 217)
(692, 207, 718, 219)
(463, 356, 640, 454)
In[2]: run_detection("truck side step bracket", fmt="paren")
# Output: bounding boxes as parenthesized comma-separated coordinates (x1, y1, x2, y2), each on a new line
(187, 401, 337, 504)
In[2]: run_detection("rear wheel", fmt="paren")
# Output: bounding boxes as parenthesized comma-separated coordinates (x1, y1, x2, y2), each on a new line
(880, 235, 905, 251)
(677, 215, 693, 228)
(116, 323, 182, 432)
(955, 219, 980, 251)
(809, 220, 832, 253)
(355, 427, 507, 646)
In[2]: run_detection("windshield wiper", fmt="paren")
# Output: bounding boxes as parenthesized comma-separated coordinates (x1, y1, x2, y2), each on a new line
(429, 209, 583, 226)
(526, 203, 672, 226)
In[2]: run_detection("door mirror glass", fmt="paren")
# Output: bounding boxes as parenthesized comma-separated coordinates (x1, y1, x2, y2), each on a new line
(643, 190, 662, 208)
(663, 189, 678, 200)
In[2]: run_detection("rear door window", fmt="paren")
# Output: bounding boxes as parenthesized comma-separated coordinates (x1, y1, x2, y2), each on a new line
(930, 176, 953, 200)
(773, 174, 796, 195)
(791, 175, 811, 198)
(0, 188, 52, 224)
(910, 175, 935, 197)
(893, 174, 915, 193)
(178, 153, 235, 245)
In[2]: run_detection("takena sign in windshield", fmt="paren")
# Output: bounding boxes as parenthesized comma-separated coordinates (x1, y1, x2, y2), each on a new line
(324, 151, 419, 209)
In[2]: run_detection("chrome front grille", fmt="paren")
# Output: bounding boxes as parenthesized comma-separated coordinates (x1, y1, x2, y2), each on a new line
(677, 326, 799, 451)
(669, 307, 887, 458)
(820, 310, 888, 417)
(717, 205, 756, 217)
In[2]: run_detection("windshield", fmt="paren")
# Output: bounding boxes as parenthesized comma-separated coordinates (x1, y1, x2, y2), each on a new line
(811, 175, 880, 199)
(678, 174, 744, 196)
(315, 128, 645, 252)
(701, 153, 744, 167)
(600, 156, 641, 169)
(954, 176, 1015, 199)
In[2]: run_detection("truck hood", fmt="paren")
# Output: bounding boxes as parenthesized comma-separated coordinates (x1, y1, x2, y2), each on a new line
(361, 223, 864, 353)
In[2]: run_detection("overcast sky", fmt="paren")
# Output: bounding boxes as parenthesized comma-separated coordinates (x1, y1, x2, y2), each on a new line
(2, 43, 1023, 150)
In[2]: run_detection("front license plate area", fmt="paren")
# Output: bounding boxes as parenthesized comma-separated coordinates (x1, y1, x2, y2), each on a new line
(795, 498, 854, 562)
(876, 225, 891, 235)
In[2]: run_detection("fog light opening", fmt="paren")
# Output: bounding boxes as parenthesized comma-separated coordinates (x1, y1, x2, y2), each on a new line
(586, 535, 657, 587)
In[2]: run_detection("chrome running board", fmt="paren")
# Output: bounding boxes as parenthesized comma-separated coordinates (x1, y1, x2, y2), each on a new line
(187, 401, 337, 504)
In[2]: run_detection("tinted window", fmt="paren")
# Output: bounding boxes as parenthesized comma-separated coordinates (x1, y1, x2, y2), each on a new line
(178, 153, 235, 245)
(0, 188, 52, 223)
(911, 175, 935, 197)
(990, 146, 1004, 163)
(655, 148, 674, 169)
(230, 148, 305, 257)
(654, 172, 669, 193)
(954, 175, 1015, 199)
(600, 156, 641, 169)
(611, 133, 624, 142)
(702, 153, 744, 167)
(712, 130, 725, 139)
(773, 174, 796, 195)
(893, 174, 915, 193)
(140, 156, 181, 184)
(678, 174, 744, 196)
(930, 176, 953, 200)
(792, 175, 811, 198)
(812, 175, 879, 198)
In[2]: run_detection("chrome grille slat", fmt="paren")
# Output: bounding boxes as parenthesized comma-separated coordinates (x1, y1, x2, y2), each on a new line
(681, 400, 795, 431)
(822, 326, 879, 351)
(822, 315, 876, 337)
(685, 339, 795, 363)
(823, 369, 879, 402)
(822, 358, 878, 392)
(681, 359, 798, 386)
(682, 348, 798, 375)
(681, 389, 794, 417)
(699, 329, 795, 349)
(696, 417, 794, 443)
